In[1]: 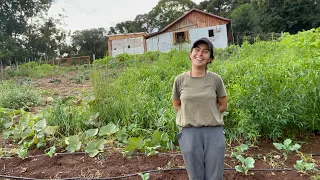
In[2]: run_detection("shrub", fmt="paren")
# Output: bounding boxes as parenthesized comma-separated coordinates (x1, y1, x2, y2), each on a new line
(0, 81, 41, 109)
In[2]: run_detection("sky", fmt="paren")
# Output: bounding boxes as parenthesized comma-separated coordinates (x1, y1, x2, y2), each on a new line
(48, 0, 203, 33)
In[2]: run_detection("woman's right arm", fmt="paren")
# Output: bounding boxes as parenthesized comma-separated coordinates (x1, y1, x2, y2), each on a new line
(172, 99, 181, 112)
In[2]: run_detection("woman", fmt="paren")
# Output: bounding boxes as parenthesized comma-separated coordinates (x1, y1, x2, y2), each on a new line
(172, 37, 228, 180)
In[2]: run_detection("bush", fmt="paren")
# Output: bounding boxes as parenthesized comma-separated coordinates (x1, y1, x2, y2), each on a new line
(0, 81, 41, 109)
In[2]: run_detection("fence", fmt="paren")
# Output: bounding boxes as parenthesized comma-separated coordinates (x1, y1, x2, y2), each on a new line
(0, 56, 92, 78)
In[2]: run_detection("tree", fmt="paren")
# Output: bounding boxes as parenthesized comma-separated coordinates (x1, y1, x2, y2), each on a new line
(0, 0, 52, 36)
(254, 0, 320, 34)
(0, 0, 54, 63)
(149, 0, 197, 30)
(230, 3, 260, 44)
(71, 28, 107, 59)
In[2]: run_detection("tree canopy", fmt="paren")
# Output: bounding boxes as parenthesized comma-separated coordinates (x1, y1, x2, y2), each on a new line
(1, 0, 320, 64)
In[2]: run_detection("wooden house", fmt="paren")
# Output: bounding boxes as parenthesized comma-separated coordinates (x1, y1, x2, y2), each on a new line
(145, 8, 232, 52)
(106, 32, 147, 57)
(106, 9, 232, 57)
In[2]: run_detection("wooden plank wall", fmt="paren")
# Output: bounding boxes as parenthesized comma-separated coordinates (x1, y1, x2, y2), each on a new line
(167, 11, 229, 33)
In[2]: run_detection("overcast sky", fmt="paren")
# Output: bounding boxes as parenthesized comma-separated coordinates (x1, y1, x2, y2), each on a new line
(48, 0, 203, 33)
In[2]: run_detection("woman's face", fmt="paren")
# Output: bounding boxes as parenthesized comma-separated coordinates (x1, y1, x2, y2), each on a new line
(189, 43, 212, 68)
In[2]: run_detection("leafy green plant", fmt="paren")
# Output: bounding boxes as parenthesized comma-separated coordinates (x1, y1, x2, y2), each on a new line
(294, 151, 317, 174)
(0, 81, 41, 109)
(45, 146, 56, 157)
(235, 155, 255, 175)
(231, 144, 249, 158)
(138, 172, 150, 180)
(273, 139, 301, 160)
(294, 160, 316, 173)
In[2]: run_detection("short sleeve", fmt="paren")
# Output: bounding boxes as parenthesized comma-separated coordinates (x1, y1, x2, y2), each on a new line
(215, 75, 227, 97)
(172, 76, 181, 99)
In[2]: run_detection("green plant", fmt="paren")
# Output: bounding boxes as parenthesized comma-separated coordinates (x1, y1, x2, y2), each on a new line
(138, 172, 150, 180)
(294, 151, 317, 174)
(0, 81, 41, 109)
(273, 139, 301, 160)
(231, 144, 249, 158)
(235, 155, 255, 175)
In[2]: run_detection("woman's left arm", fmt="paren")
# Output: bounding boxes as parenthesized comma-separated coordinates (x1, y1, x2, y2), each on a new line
(218, 96, 228, 113)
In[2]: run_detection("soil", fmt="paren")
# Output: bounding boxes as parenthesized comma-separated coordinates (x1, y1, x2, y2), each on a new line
(1, 72, 320, 180)
(0, 137, 319, 180)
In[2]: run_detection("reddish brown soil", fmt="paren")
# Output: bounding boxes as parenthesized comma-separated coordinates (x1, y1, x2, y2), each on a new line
(33, 71, 92, 98)
(0, 137, 319, 179)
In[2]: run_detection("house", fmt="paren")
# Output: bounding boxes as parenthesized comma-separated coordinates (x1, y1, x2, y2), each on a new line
(106, 9, 232, 57)
(145, 8, 232, 52)
(106, 32, 147, 57)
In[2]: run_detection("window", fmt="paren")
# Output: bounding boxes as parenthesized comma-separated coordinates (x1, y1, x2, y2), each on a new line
(208, 29, 214, 37)
(173, 31, 189, 44)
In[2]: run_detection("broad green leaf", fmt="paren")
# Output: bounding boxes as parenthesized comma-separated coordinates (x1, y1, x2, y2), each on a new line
(36, 132, 45, 139)
(21, 128, 33, 139)
(85, 113, 100, 126)
(46, 146, 56, 157)
(3, 121, 13, 129)
(290, 144, 301, 151)
(235, 165, 243, 173)
(99, 123, 119, 136)
(36, 140, 46, 148)
(236, 155, 245, 163)
(138, 172, 150, 180)
(3, 130, 12, 139)
(35, 119, 47, 131)
(85, 142, 100, 157)
(273, 143, 284, 150)
(239, 144, 249, 152)
(17, 147, 28, 159)
(65, 135, 81, 153)
(245, 157, 255, 168)
(283, 139, 292, 147)
(85, 139, 105, 157)
(45, 126, 58, 135)
(125, 137, 144, 154)
(85, 128, 98, 137)
(151, 130, 162, 145)
(161, 133, 169, 141)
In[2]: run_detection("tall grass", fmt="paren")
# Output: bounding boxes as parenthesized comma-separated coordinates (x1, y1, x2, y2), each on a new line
(213, 28, 320, 141)
(91, 28, 320, 143)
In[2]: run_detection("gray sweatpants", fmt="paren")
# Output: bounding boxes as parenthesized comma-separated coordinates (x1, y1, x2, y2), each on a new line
(178, 126, 225, 180)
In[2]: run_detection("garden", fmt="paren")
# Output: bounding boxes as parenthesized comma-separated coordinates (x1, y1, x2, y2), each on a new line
(0, 27, 320, 179)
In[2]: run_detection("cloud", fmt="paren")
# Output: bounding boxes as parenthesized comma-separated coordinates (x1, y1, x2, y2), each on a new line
(48, 0, 203, 32)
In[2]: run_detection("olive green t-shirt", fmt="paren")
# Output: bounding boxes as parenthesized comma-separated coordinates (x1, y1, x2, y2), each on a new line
(172, 71, 227, 128)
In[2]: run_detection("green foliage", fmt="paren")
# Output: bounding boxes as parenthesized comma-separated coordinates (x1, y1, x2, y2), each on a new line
(294, 159, 316, 173)
(45, 97, 97, 136)
(218, 27, 320, 141)
(93, 56, 111, 66)
(231, 144, 249, 158)
(273, 139, 301, 160)
(294, 151, 317, 174)
(2, 110, 58, 158)
(235, 155, 255, 175)
(0, 81, 41, 109)
(45, 146, 56, 157)
(85, 139, 105, 157)
(138, 172, 150, 180)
